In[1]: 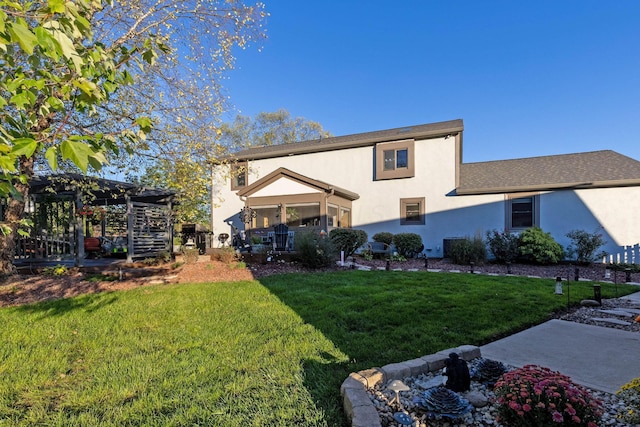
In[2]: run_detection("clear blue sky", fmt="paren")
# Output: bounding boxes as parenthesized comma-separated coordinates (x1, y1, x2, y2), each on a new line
(222, 1, 640, 163)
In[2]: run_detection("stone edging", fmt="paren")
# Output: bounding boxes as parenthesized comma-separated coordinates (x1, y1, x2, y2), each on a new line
(340, 345, 481, 427)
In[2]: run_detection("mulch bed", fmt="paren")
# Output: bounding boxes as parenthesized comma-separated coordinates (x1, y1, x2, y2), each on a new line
(0, 257, 634, 308)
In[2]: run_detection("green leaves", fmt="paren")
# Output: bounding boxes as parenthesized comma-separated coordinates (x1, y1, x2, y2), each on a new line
(7, 19, 37, 54)
(60, 139, 107, 173)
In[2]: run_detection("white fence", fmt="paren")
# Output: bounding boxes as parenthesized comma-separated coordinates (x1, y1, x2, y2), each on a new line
(603, 244, 640, 265)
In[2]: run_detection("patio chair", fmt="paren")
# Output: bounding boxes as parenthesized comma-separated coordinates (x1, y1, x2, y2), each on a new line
(273, 224, 289, 251)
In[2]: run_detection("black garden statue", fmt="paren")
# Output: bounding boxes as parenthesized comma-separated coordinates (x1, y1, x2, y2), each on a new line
(444, 352, 471, 392)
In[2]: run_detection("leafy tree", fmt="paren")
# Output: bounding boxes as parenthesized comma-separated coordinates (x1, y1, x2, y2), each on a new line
(142, 109, 331, 224)
(0, 0, 266, 273)
(220, 109, 332, 151)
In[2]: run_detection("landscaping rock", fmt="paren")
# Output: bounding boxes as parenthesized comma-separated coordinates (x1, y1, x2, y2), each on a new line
(581, 299, 601, 307)
(463, 390, 489, 408)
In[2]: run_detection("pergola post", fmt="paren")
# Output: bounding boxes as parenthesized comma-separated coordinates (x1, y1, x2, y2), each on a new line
(126, 194, 133, 263)
(75, 190, 85, 267)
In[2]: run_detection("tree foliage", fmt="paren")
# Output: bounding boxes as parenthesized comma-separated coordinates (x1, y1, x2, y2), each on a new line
(0, 0, 266, 272)
(220, 109, 332, 152)
(142, 109, 331, 225)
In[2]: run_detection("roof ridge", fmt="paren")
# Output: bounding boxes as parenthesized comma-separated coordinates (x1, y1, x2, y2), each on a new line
(463, 150, 616, 166)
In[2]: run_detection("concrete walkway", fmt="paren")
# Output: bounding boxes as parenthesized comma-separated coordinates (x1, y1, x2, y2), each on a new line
(481, 292, 640, 394)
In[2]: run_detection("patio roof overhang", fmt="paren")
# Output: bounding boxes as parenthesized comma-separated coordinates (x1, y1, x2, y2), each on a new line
(29, 173, 176, 205)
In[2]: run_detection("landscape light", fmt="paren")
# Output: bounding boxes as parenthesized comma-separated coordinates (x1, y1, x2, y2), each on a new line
(555, 276, 563, 295)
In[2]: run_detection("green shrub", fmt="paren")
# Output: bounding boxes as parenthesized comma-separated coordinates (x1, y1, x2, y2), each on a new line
(485, 230, 520, 263)
(566, 229, 607, 264)
(392, 233, 423, 258)
(617, 377, 640, 424)
(250, 235, 263, 245)
(518, 227, 564, 264)
(42, 264, 68, 276)
(329, 228, 367, 259)
(372, 232, 393, 246)
(449, 236, 487, 265)
(294, 231, 336, 268)
(495, 365, 602, 426)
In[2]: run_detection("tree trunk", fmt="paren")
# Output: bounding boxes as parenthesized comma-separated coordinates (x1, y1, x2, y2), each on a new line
(0, 156, 34, 275)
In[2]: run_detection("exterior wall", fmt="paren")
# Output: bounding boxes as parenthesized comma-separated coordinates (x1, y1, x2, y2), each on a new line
(212, 136, 505, 257)
(540, 187, 640, 257)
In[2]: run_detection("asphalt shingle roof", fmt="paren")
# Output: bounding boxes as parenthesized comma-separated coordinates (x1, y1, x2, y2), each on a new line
(458, 150, 640, 195)
(227, 119, 464, 161)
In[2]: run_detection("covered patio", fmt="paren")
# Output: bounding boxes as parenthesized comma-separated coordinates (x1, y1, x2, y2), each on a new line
(12, 174, 176, 267)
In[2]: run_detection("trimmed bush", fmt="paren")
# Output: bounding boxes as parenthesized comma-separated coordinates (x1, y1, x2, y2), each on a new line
(518, 227, 564, 264)
(485, 230, 520, 264)
(294, 231, 336, 268)
(210, 247, 237, 264)
(495, 365, 602, 426)
(182, 248, 200, 264)
(449, 236, 487, 265)
(372, 232, 393, 246)
(566, 229, 607, 264)
(392, 233, 423, 258)
(329, 228, 367, 259)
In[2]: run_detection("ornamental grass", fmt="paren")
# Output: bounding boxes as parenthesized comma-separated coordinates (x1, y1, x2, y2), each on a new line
(494, 365, 602, 426)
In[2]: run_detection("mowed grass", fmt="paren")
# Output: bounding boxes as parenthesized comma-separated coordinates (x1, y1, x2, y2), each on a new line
(0, 271, 636, 426)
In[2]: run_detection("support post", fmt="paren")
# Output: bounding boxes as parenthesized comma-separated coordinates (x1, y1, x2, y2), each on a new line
(126, 195, 134, 263)
(75, 191, 85, 267)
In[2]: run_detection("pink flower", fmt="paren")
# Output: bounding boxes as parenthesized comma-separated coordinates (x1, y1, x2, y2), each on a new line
(522, 403, 532, 412)
(509, 401, 521, 411)
(552, 411, 564, 422)
(572, 415, 581, 423)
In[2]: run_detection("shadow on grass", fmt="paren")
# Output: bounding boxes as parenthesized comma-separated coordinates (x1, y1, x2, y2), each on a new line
(16, 292, 119, 318)
(302, 358, 353, 427)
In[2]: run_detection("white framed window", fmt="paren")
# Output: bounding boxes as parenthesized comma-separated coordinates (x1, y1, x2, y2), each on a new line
(506, 194, 539, 230)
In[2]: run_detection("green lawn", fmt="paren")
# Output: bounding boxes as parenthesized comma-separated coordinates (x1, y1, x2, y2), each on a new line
(0, 270, 636, 426)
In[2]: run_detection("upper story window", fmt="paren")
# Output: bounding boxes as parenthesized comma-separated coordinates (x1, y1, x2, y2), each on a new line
(375, 139, 415, 180)
(506, 194, 539, 230)
(230, 162, 248, 191)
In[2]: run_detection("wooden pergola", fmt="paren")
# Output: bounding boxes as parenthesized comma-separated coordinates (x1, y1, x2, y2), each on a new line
(15, 174, 177, 266)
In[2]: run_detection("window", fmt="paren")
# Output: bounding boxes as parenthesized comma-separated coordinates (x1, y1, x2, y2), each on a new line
(383, 148, 408, 170)
(400, 197, 425, 225)
(506, 194, 539, 230)
(251, 205, 280, 229)
(230, 162, 248, 190)
(328, 205, 338, 227)
(286, 203, 320, 227)
(375, 139, 415, 180)
(340, 207, 351, 228)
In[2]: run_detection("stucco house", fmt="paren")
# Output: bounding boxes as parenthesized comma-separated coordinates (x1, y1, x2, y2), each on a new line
(211, 118, 640, 259)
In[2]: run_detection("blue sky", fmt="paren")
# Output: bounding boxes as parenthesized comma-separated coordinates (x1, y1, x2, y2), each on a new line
(221, 1, 640, 163)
